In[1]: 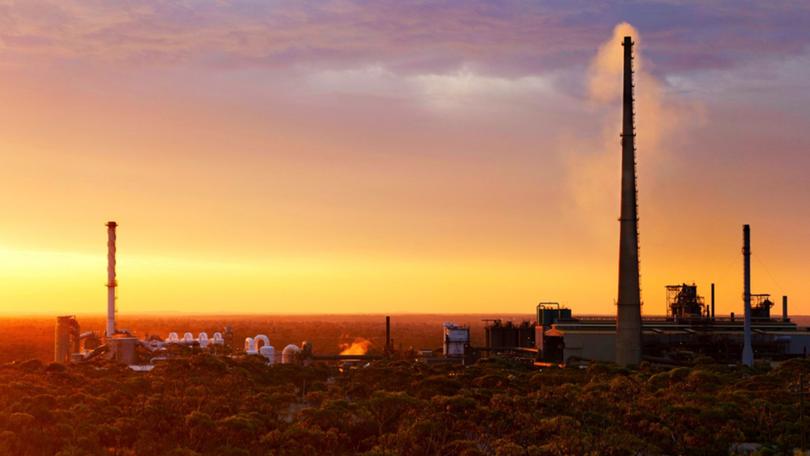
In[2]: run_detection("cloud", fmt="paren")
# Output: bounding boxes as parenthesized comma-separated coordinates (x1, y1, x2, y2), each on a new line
(0, 0, 808, 77)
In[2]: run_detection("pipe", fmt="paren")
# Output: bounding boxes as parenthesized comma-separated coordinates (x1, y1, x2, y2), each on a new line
(711, 283, 715, 321)
(106, 221, 117, 338)
(742, 224, 753, 367)
(783, 295, 789, 322)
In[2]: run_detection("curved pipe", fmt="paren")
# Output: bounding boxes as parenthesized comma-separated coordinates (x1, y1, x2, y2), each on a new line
(254, 334, 270, 349)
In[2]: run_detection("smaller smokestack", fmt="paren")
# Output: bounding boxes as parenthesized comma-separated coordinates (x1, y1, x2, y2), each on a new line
(711, 283, 715, 321)
(742, 224, 753, 367)
(385, 316, 392, 355)
(783, 296, 789, 322)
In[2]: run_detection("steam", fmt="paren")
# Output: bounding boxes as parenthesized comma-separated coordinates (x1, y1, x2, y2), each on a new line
(339, 337, 372, 355)
(565, 22, 704, 228)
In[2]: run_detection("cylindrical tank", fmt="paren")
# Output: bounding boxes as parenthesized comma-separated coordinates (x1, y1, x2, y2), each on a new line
(198, 332, 209, 348)
(281, 344, 301, 364)
(182, 332, 194, 344)
(109, 337, 138, 365)
(212, 332, 224, 345)
(167, 332, 179, 343)
(259, 345, 276, 365)
(54, 316, 78, 364)
(244, 337, 257, 354)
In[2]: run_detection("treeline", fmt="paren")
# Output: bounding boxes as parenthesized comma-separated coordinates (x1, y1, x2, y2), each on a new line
(0, 356, 807, 455)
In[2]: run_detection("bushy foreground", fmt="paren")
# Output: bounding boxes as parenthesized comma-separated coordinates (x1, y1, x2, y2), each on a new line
(0, 356, 808, 455)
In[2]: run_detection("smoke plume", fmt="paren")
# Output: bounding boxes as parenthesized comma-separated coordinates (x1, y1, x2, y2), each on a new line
(565, 22, 704, 231)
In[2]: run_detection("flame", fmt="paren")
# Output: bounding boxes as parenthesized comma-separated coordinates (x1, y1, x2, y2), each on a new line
(339, 337, 371, 355)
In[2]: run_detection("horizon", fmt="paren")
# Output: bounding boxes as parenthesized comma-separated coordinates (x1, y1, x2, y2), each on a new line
(1, 2, 809, 316)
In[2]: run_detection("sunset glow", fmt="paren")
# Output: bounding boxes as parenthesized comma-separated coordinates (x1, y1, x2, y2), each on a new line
(1, 2, 808, 316)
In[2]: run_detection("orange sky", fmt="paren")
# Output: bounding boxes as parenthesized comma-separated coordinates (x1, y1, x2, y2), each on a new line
(1, 3, 809, 316)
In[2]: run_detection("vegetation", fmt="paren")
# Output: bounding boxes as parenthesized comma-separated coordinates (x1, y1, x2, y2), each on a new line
(1, 354, 809, 455)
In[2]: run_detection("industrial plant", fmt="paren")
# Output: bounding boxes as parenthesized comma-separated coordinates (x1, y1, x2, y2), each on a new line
(53, 36, 810, 370)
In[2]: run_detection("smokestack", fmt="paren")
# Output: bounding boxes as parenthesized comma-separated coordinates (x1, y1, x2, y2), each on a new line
(742, 224, 753, 367)
(783, 295, 789, 322)
(711, 283, 715, 320)
(106, 221, 117, 338)
(385, 316, 392, 355)
(615, 35, 642, 367)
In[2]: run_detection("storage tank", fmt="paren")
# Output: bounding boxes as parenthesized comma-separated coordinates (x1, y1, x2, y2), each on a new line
(109, 337, 138, 365)
(244, 337, 257, 355)
(54, 316, 80, 364)
(259, 345, 276, 365)
(281, 344, 301, 364)
(198, 332, 209, 348)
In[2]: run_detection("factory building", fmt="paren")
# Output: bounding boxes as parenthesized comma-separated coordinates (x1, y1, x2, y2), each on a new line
(484, 320, 535, 349)
(537, 224, 810, 364)
(443, 323, 470, 358)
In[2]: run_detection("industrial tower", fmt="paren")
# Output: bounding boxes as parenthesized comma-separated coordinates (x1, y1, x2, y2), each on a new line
(615, 36, 643, 366)
(106, 221, 117, 338)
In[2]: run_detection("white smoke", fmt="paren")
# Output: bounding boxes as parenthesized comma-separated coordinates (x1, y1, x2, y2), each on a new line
(564, 22, 704, 233)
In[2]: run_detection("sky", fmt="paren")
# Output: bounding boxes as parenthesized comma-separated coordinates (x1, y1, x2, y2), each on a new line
(0, 1, 809, 316)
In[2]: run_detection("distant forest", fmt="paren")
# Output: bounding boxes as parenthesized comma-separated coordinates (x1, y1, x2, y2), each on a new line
(1, 353, 808, 455)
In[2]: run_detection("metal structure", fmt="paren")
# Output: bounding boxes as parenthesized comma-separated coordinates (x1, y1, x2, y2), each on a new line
(742, 224, 753, 367)
(665, 284, 706, 321)
(484, 320, 535, 349)
(616, 35, 643, 367)
(751, 294, 775, 320)
(537, 302, 571, 326)
(106, 221, 118, 338)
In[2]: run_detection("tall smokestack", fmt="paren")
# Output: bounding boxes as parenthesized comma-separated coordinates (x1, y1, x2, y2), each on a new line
(742, 224, 753, 367)
(106, 221, 118, 338)
(782, 295, 789, 322)
(711, 283, 715, 320)
(616, 36, 642, 367)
